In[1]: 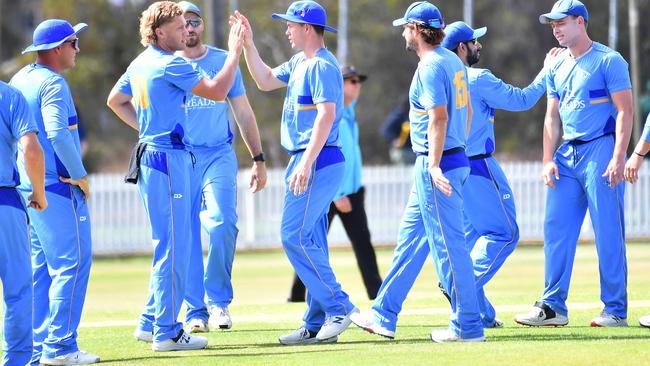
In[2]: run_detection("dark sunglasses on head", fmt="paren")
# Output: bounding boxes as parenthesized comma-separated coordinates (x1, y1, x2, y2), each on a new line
(186, 18, 202, 27)
(62, 38, 79, 49)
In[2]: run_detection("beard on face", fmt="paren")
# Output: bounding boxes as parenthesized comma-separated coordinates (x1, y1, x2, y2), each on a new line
(406, 38, 418, 53)
(186, 35, 199, 48)
(467, 47, 480, 67)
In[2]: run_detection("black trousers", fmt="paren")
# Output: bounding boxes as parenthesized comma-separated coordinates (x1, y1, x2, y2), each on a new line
(288, 186, 383, 301)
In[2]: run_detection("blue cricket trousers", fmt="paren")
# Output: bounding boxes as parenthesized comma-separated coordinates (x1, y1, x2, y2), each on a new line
(185, 145, 238, 321)
(23, 183, 91, 364)
(542, 136, 627, 318)
(0, 188, 32, 366)
(372, 152, 483, 339)
(281, 147, 355, 332)
(136, 147, 193, 342)
(464, 156, 519, 326)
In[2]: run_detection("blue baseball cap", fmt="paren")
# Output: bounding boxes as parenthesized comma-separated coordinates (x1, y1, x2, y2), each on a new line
(22, 19, 88, 54)
(442, 21, 487, 50)
(178, 1, 202, 17)
(539, 0, 589, 24)
(272, 1, 336, 33)
(392, 1, 445, 29)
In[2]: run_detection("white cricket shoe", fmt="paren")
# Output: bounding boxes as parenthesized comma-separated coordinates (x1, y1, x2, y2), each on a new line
(209, 306, 232, 329)
(133, 328, 153, 343)
(430, 328, 485, 343)
(316, 307, 358, 340)
(187, 318, 210, 333)
(590, 311, 628, 327)
(40, 350, 100, 365)
(152, 329, 208, 352)
(278, 326, 338, 345)
(514, 301, 568, 327)
(349, 311, 395, 339)
(639, 315, 650, 328)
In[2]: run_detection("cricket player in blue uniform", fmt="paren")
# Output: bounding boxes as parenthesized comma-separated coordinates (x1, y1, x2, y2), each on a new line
(441, 21, 559, 328)
(134, 1, 267, 336)
(10, 19, 100, 365)
(515, 0, 633, 327)
(352, 20, 555, 336)
(351, 1, 484, 343)
(232, 0, 358, 345)
(0, 81, 46, 366)
(107, 1, 246, 351)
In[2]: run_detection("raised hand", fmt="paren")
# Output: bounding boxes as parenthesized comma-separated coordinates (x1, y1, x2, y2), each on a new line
(227, 17, 244, 56)
(230, 11, 253, 48)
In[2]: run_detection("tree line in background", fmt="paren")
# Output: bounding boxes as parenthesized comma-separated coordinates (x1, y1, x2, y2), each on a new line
(0, 0, 648, 172)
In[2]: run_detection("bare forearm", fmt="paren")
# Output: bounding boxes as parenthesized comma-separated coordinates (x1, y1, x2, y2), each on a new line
(209, 53, 240, 100)
(110, 102, 139, 131)
(542, 117, 560, 163)
(301, 112, 334, 166)
(231, 96, 263, 156)
(22, 137, 45, 194)
(243, 44, 277, 91)
(428, 118, 447, 168)
(237, 115, 263, 156)
(613, 111, 633, 160)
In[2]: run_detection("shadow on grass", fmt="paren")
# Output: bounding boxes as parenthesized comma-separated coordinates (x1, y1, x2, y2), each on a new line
(100, 347, 348, 363)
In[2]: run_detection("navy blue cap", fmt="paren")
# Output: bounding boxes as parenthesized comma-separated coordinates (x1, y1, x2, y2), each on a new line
(23, 19, 88, 54)
(272, 1, 336, 33)
(178, 1, 202, 17)
(539, 0, 589, 24)
(393, 1, 444, 29)
(442, 21, 487, 50)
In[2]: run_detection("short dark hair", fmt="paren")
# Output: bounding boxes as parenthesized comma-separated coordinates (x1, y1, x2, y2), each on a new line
(417, 25, 445, 46)
(311, 24, 324, 36)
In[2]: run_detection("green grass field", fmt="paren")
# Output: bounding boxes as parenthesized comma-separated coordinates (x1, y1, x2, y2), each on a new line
(6, 243, 650, 365)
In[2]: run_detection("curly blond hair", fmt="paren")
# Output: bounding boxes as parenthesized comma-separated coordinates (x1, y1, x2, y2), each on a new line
(139, 1, 183, 47)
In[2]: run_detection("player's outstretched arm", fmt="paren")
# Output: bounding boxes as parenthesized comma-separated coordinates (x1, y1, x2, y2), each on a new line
(192, 19, 245, 101)
(231, 11, 286, 91)
(107, 88, 139, 131)
(20, 132, 47, 211)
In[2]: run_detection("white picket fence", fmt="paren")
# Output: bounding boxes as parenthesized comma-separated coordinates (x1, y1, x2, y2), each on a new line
(88, 162, 650, 255)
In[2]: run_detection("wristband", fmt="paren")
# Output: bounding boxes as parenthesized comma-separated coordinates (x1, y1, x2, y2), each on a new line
(635, 151, 646, 157)
(252, 153, 266, 162)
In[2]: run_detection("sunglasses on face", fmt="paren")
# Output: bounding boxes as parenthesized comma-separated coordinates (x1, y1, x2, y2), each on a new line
(465, 39, 478, 46)
(62, 38, 79, 49)
(346, 78, 362, 85)
(186, 18, 202, 28)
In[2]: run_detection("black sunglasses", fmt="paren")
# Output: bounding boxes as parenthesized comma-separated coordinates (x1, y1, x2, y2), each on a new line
(186, 18, 202, 27)
(62, 38, 79, 49)
(465, 39, 478, 46)
(346, 79, 362, 85)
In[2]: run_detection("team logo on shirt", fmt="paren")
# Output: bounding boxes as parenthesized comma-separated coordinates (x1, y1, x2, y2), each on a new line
(559, 89, 586, 112)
